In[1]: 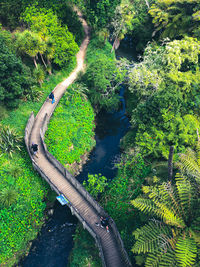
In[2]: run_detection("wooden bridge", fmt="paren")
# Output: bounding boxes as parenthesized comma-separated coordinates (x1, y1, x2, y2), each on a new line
(24, 9, 132, 267)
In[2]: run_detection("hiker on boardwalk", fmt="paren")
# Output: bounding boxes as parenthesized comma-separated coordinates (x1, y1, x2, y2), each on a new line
(49, 91, 55, 104)
(96, 216, 109, 232)
(31, 143, 38, 157)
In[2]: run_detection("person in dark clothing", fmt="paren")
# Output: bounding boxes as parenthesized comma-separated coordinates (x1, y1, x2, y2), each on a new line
(31, 143, 38, 157)
(96, 216, 109, 232)
(49, 91, 55, 104)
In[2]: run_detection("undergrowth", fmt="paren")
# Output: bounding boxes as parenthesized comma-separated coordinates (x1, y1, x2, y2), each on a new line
(45, 85, 95, 166)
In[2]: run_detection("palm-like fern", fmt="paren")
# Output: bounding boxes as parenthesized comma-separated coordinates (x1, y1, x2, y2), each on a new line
(0, 125, 22, 157)
(0, 187, 18, 207)
(131, 173, 200, 266)
(177, 143, 200, 186)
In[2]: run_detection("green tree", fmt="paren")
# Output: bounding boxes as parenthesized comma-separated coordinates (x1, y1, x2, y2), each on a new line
(111, 0, 135, 52)
(0, 0, 30, 29)
(83, 174, 108, 199)
(131, 174, 200, 266)
(127, 0, 155, 52)
(128, 37, 200, 158)
(0, 33, 32, 107)
(15, 30, 44, 68)
(80, 0, 121, 30)
(149, 0, 200, 39)
(22, 4, 79, 68)
(83, 54, 121, 110)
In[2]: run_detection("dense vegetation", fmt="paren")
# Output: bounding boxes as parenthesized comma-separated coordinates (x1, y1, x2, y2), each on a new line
(45, 85, 95, 169)
(69, 1, 200, 267)
(0, 1, 95, 265)
(1, 0, 200, 266)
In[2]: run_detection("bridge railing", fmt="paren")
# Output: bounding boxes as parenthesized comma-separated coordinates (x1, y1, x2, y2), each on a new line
(25, 111, 132, 267)
(24, 113, 107, 266)
(40, 113, 132, 267)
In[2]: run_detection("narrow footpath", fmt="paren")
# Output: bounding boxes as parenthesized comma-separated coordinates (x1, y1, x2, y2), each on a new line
(26, 9, 131, 267)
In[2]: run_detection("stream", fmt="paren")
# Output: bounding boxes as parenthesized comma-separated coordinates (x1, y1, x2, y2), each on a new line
(19, 47, 135, 267)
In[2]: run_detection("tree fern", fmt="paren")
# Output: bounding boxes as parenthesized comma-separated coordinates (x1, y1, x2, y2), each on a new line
(133, 187, 185, 227)
(132, 171, 200, 265)
(145, 248, 176, 267)
(175, 173, 195, 221)
(132, 221, 172, 254)
(176, 235, 197, 267)
(178, 144, 200, 186)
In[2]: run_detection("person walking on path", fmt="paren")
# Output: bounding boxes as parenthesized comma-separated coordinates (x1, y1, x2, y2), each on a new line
(96, 216, 109, 232)
(31, 142, 38, 157)
(49, 91, 55, 104)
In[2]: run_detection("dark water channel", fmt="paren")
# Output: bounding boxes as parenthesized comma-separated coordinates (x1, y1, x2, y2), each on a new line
(19, 48, 134, 267)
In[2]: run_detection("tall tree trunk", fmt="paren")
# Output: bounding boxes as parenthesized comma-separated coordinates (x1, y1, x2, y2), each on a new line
(47, 58, 52, 75)
(40, 52, 47, 68)
(168, 146, 174, 181)
(111, 37, 117, 52)
(33, 57, 38, 68)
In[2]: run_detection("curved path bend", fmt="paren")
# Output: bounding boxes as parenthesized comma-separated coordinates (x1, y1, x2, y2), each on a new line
(27, 9, 131, 267)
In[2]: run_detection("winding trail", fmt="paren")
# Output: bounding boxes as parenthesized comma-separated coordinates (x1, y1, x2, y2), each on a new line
(25, 9, 131, 267)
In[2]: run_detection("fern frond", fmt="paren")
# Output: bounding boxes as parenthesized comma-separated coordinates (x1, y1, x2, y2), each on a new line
(196, 142, 200, 168)
(145, 248, 176, 267)
(175, 235, 197, 267)
(131, 198, 160, 215)
(175, 173, 195, 221)
(132, 221, 172, 254)
(161, 182, 184, 220)
(131, 198, 185, 228)
(179, 153, 200, 184)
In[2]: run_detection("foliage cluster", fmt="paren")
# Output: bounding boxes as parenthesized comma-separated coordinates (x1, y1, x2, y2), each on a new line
(81, 36, 123, 111)
(0, 153, 48, 266)
(20, 4, 79, 68)
(0, 1, 79, 108)
(71, 0, 120, 30)
(83, 173, 108, 199)
(127, 37, 200, 159)
(45, 84, 95, 166)
(149, 0, 200, 39)
(69, 224, 101, 267)
(124, 0, 155, 52)
(0, 29, 33, 108)
(131, 143, 200, 266)
(0, 61, 76, 265)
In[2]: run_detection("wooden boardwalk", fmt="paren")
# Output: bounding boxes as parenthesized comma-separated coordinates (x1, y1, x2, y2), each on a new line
(25, 9, 132, 267)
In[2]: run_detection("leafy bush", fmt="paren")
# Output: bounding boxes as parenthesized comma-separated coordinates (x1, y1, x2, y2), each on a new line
(45, 85, 95, 165)
(83, 173, 108, 198)
(0, 153, 47, 265)
(0, 32, 33, 108)
(69, 225, 101, 267)
(81, 36, 121, 111)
